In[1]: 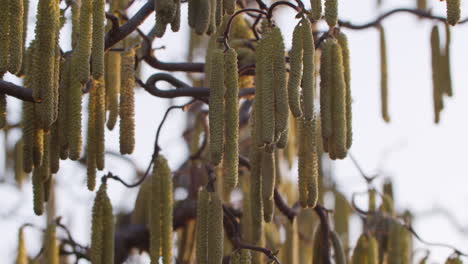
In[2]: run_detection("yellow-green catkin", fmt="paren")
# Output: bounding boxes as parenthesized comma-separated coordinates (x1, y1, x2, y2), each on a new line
(8, 0, 24, 74)
(298, 119, 318, 208)
(272, 27, 289, 138)
(443, 23, 453, 97)
(67, 66, 83, 160)
(170, 0, 181, 32)
(196, 189, 209, 264)
(330, 231, 346, 264)
(159, 155, 173, 264)
(32, 167, 44, 215)
(44, 224, 59, 264)
(0, 0, 9, 73)
(150, 159, 162, 263)
(249, 123, 264, 244)
(288, 22, 304, 118)
(102, 188, 115, 264)
(49, 123, 60, 174)
(58, 57, 71, 160)
(119, 49, 135, 154)
(14, 140, 26, 187)
(259, 31, 276, 145)
(351, 234, 368, 264)
(224, 48, 239, 192)
(379, 25, 390, 123)
(16, 228, 27, 264)
(76, 0, 93, 84)
(208, 192, 224, 264)
(90, 182, 105, 264)
(40, 131, 51, 201)
(447, 0, 460, 26)
(431, 25, 443, 124)
(302, 18, 315, 121)
(92, 0, 105, 79)
(261, 149, 275, 222)
(71, 0, 81, 49)
(387, 222, 409, 264)
(330, 40, 347, 159)
(105, 51, 121, 130)
(333, 191, 350, 254)
(0, 92, 6, 129)
(94, 78, 106, 170)
(87, 85, 97, 191)
(325, 0, 338, 28)
(33, 127, 44, 167)
(283, 221, 298, 264)
(367, 235, 379, 264)
(154, 0, 175, 37)
(311, 0, 322, 21)
(33, 0, 60, 129)
(209, 49, 225, 165)
(190, 0, 210, 34)
(336, 31, 352, 150)
(320, 40, 333, 145)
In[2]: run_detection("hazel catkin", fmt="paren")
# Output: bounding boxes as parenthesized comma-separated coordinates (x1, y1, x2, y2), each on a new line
(207, 192, 224, 264)
(224, 48, 239, 192)
(105, 51, 121, 130)
(431, 25, 442, 124)
(271, 27, 289, 138)
(8, 0, 24, 75)
(86, 85, 97, 191)
(310, 0, 322, 21)
(209, 49, 225, 165)
(160, 155, 173, 264)
(44, 224, 59, 264)
(446, 0, 460, 26)
(288, 22, 304, 118)
(90, 182, 105, 264)
(76, 0, 93, 84)
(150, 157, 162, 263)
(379, 25, 390, 123)
(320, 40, 333, 142)
(92, 0, 105, 79)
(302, 18, 315, 121)
(102, 188, 115, 263)
(94, 78, 106, 170)
(196, 189, 209, 264)
(120, 49, 136, 155)
(0, 0, 10, 73)
(16, 228, 27, 264)
(325, 0, 338, 28)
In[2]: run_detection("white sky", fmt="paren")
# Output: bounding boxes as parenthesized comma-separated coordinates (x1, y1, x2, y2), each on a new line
(2, 0, 468, 263)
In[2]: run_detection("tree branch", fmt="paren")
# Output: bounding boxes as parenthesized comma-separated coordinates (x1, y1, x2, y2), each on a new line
(0, 80, 34, 102)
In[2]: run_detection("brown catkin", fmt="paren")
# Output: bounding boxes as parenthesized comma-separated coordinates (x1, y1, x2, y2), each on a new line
(94, 78, 106, 170)
(102, 189, 115, 264)
(302, 18, 315, 121)
(209, 49, 225, 165)
(431, 25, 442, 123)
(325, 0, 338, 28)
(446, 0, 460, 26)
(44, 224, 59, 264)
(336, 31, 353, 149)
(288, 22, 304, 118)
(379, 25, 390, 122)
(33, 0, 60, 129)
(120, 49, 135, 154)
(16, 228, 27, 264)
(76, 0, 93, 84)
(310, 0, 322, 21)
(207, 192, 224, 264)
(224, 48, 239, 192)
(8, 0, 24, 74)
(196, 189, 209, 264)
(87, 84, 97, 191)
(330, 40, 347, 159)
(92, 0, 105, 79)
(443, 23, 453, 97)
(272, 27, 289, 138)
(32, 167, 44, 215)
(90, 182, 105, 264)
(320, 40, 333, 142)
(105, 51, 121, 130)
(0, 0, 9, 73)
(170, 0, 181, 32)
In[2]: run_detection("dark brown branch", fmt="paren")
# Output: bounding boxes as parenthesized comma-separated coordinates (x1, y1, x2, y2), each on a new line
(0, 80, 34, 102)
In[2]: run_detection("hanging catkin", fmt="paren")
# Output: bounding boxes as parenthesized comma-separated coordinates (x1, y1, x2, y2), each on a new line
(191, 0, 211, 34)
(351, 234, 369, 264)
(302, 18, 315, 121)
(431, 25, 442, 124)
(40, 131, 51, 201)
(259, 30, 276, 145)
(379, 25, 390, 123)
(44, 224, 59, 264)
(298, 119, 318, 208)
(58, 57, 71, 159)
(90, 182, 105, 264)
(7, 0, 24, 74)
(49, 123, 60, 174)
(261, 149, 275, 222)
(105, 51, 121, 130)
(67, 68, 83, 160)
(32, 167, 44, 215)
(325, 0, 338, 28)
(209, 49, 225, 165)
(330, 40, 347, 159)
(94, 78, 106, 170)
(249, 113, 264, 244)
(71, 0, 81, 49)
(0, 0, 9, 73)
(288, 22, 304, 118)
(196, 189, 209, 264)
(446, 0, 460, 26)
(33, 128, 44, 167)
(92, 0, 105, 79)
(87, 85, 97, 191)
(14, 140, 26, 187)
(224, 48, 239, 192)
(443, 24, 453, 97)
(120, 49, 135, 154)
(33, 0, 60, 129)
(171, 0, 181, 32)
(154, 0, 176, 37)
(207, 192, 224, 264)
(150, 158, 162, 263)
(16, 228, 27, 264)
(102, 188, 115, 264)
(160, 155, 173, 264)
(336, 31, 353, 149)
(311, 0, 322, 21)
(330, 231, 346, 264)
(320, 40, 333, 147)
(0, 93, 6, 129)
(76, 0, 93, 84)
(368, 235, 379, 264)
(282, 221, 298, 264)
(271, 27, 289, 138)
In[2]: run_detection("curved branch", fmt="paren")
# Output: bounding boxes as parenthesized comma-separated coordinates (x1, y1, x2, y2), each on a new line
(339, 8, 448, 30)
(0, 80, 34, 102)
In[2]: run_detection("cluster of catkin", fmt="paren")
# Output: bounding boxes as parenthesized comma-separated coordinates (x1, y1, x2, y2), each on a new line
(90, 182, 115, 264)
(11, 0, 138, 213)
(150, 155, 174, 264)
(188, 0, 235, 35)
(154, 0, 181, 37)
(195, 188, 225, 264)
